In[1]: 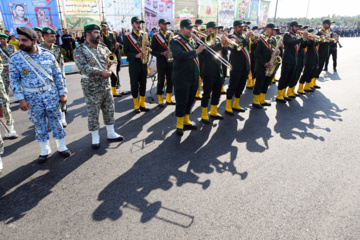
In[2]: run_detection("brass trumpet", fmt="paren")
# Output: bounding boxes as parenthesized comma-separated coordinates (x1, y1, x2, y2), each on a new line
(107, 53, 117, 76)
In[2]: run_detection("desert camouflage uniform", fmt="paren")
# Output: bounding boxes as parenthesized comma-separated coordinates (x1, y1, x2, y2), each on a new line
(0, 57, 14, 126)
(0, 43, 16, 94)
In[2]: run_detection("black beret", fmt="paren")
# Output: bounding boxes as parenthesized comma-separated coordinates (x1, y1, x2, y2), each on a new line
(17, 27, 38, 40)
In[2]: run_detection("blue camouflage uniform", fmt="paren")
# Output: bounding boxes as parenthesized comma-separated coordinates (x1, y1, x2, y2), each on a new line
(9, 47, 67, 142)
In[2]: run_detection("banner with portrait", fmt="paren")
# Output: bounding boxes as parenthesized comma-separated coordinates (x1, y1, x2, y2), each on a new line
(199, 0, 218, 23)
(174, 0, 197, 27)
(0, 0, 61, 36)
(235, 0, 251, 21)
(63, 0, 101, 30)
(248, 0, 259, 26)
(144, 0, 173, 32)
(104, 0, 141, 31)
(218, 0, 236, 28)
(258, 0, 270, 28)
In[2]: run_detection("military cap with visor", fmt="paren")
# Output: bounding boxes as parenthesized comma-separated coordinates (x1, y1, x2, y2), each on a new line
(195, 19, 203, 25)
(206, 21, 221, 29)
(323, 19, 335, 24)
(131, 16, 145, 23)
(180, 19, 194, 29)
(158, 18, 170, 24)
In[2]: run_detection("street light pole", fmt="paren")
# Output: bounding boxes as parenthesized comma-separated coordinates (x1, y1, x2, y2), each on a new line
(306, 0, 311, 25)
(274, 0, 279, 24)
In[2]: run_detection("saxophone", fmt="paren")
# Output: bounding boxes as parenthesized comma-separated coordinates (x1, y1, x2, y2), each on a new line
(167, 31, 174, 62)
(141, 32, 152, 64)
(265, 35, 282, 77)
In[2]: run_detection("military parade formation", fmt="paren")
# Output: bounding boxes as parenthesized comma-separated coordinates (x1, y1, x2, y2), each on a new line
(0, 17, 341, 174)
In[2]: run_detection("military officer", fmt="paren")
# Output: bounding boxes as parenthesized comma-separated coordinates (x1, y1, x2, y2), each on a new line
(276, 21, 307, 103)
(246, 26, 259, 90)
(200, 21, 227, 124)
(73, 24, 124, 149)
(34, 27, 44, 44)
(194, 19, 204, 100)
(9, 27, 70, 163)
(40, 27, 68, 127)
(100, 21, 123, 97)
(123, 16, 150, 113)
(0, 33, 18, 139)
(225, 20, 252, 115)
(252, 23, 278, 109)
(170, 19, 205, 136)
(150, 18, 175, 107)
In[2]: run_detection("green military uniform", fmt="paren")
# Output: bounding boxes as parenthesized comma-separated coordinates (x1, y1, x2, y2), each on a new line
(123, 16, 149, 113)
(199, 21, 224, 123)
(0, 33, 16, 95)
(253, 24, 278, 108)
(170, 19, 199, 136)
(73, 25, 115, 132)
(34, 27, 44, 44)
(150, 18, 175, 106)
(225, 20, 251, 114)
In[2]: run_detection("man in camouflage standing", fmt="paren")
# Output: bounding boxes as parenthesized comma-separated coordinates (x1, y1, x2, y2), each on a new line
(40, 27, 68, 127)
(74, 24, 124, 149)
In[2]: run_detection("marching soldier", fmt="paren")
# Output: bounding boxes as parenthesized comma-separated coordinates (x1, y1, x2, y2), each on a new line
(34, 27, 44, 44)
(252, 23, 278, 109)
(272, 28, 284, 84)
(246, 26, 258, 90)
(100, 21, 123, 97)
(150, 18, 175, 107)
(9, 27, 70, 163)
(123, 16, 150, 113)
(170, 19, 205, 136)
(73, 24, 124, 149)
(225, 20, 252, 115)
(0, 33, 18, 139)
(313, 19, 334, 89)
(194, 19, 204, 100)
(40, 27, 67, 127)
(0, 99, 4, 174)
(276, 21, 307, 103)
(200, 21, 227, 124)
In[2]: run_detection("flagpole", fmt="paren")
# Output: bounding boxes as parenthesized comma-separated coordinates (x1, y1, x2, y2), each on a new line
(274, 0, 279, 24)
(306, 0, 311, 25)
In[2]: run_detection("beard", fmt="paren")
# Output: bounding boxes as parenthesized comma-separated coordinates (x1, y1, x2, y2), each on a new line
(20, 44, 34, 52)
(89, 35, 100, 44)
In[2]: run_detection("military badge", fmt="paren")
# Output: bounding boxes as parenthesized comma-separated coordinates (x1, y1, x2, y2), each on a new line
(22, 69, 29, 75)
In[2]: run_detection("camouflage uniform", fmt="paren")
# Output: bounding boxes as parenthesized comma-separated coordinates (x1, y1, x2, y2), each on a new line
(0, 43, 16, 95)
(9, 47, 67, 142)
(0, 99, 3, 172)
(0, 57, 14, 126)
(73, 41, 115, 131)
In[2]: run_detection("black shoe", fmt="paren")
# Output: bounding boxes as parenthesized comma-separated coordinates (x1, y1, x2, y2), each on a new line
(59, 149, 71, 157)
(195, 97, 202, 100)
(225, 110, 234, 116)
(272, 81, 276, 84)
(184, 124, 197, 130)
(6, 134, 19, 139)
(158, 103, 165, 108)
(295, 93, 300, 97)
(134, 109, 141, 114)
(284, 97, 292, 101)
(252, 103, 263, 109)
(298, 91, 306, 95)
(140, 107, 150, 112)
(261, 102, 271, 107)
(210, 114, 224, 120)
(113, 93, 122, 97)
(246, 86, 254, 90)
(176, 128, 184, 136)
(92, 143, 100, 149)
(276, 98, 287, 103)
(323, 68, 328, 71)
(38, 154, 50, 164)
(107, 135, 124, 141)
(311, 87, 316, 91)
(221, 92, 227, 95)
(304, 89, 314, 92)
(232, 108, 246, 112)
(334, 69, 337, 72)
(166, 101, 176, 105)
(201, 118, 210, 124)
(288, 95, 296, 99)
(313, 85, 321, 89)
(120, 90, 131, 95)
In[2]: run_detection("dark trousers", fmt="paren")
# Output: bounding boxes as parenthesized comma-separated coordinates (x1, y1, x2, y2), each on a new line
(250, 59, 256, 79)
(299, 64, 318, 84)
(325, 49, 337, 70)
(253, 70, 272, 95)
(314, 56, 326, 78)
(222, 65, 228, 79)
(110, 58, 121, 87)
(201, 75, 223, 107)
(157, 65, 173, 95)
(173, 78, 198, 117)
(65, 48, 73, 61)
(289, 62, 304, 88)
(278, 63, 296, 90)
(226, 69, 249, 99)
(129, 70, 147, 98)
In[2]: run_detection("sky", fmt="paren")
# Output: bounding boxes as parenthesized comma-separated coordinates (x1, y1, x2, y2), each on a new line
(268, 0, 360, 19)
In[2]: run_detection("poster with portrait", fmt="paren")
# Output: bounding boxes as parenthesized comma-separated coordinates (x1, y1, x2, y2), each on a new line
(63, 0, 101, 30)
(199, 0, 218, 23)
(248, 0, 259, 26)
(258, 0, 270, 28)
(174, 0, 197, 27)
(218, 0, 236, 28)
(104, 0, 141, 31)
(144, 0, 173, 32)
(235, 0, 251, 21)
(0, 0, 61, 36)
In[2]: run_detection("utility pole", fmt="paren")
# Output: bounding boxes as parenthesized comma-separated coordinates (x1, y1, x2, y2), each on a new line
(306, 0, 311, 25)
(57, 0, 64, 30)
(274, 0, 279, 24)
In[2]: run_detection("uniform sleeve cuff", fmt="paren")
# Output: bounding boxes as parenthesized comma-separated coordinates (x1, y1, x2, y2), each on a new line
(14, 94, 25, 102)
(58, 89, 67, 96)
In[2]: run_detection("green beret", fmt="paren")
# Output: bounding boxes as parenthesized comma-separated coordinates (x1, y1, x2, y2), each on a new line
(84, 24, 101, 31)
(42, 27, 56, 34)
(0, 33, 9, 39)
(17, 27, 38, 40)
(34, 27, 43, 32)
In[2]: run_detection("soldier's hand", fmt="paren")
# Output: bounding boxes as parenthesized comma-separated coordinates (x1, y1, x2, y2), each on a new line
(220, 35, 227, 45)
(303, 32, 309, 39)
(196, 45, 206, 54)
(19, 99, 30, 111)
(101, 69, 112, 78)
(60, 95, 67, 105)
(246, 31, 253, 39)
(161, 51, 169, 57)
(0, 107, 3, 118)
(135, 53, 143, 58)
(3, 67, 8, 71)
(275, 50, 280, 56)
(264, 63, 271, 68)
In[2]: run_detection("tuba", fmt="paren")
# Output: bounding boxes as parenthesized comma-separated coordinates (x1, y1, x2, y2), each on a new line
(265, 36, 282, 77)
(141, 32, 152, 64)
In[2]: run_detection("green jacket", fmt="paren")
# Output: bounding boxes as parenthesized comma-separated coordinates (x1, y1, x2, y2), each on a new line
(316, 28, 331, 59)
(282, 32, 306, 65)
(200, 37, 223, 78)
(150, 31, 173, 69)
(296, 40, 309, 66)
(170, 34, 199, 82)
(255, 36, 276, 71)
(228, 32, 251, 72)
(305, 40, 322, 65)
(123, 31, 147, 73)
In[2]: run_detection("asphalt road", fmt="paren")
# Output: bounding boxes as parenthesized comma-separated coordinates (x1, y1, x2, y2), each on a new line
(1, 38, 359, 240)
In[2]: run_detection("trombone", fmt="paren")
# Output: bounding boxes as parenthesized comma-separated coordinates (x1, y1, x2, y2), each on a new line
(191, 32, 232, 70)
